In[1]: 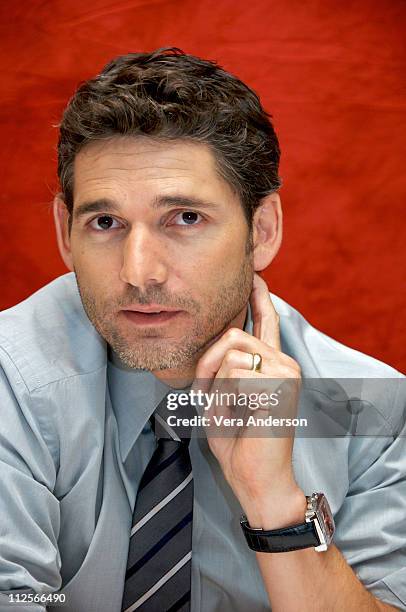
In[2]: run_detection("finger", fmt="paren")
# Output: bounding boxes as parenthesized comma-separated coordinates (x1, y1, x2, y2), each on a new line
(250, 273, 281, 351)
(205, 376, 236, 426)
(195, 327, 274, 380)
(215, 349, 255, 378)
(214, 348, 297, 379)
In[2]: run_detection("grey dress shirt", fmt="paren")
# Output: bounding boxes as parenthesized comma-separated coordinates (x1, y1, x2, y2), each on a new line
(0, 273, 405, 611)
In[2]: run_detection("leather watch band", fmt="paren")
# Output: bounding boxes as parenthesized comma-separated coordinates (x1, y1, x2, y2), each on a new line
(241, 518, 319, 553)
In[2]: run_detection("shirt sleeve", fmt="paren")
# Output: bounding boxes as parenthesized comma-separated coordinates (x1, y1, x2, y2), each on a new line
(334, 388, 406, 610)
(0, 348, 61, 611)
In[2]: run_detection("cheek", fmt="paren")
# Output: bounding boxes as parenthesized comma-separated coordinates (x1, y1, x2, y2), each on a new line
(200, 225, 247, 259)
(178, 239, 247, 292)
(73, 252, 118, 303)
(73, 242, 121, 276)
(207, 235, 250, 275)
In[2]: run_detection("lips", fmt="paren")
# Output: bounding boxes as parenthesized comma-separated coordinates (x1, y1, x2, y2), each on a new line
(121, 307, 183, 326)
(122, 304, 180, 314)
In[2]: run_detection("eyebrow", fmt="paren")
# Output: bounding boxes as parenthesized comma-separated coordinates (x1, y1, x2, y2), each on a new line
(151, 195, 219, 210)
(73, 198, 119, 219)
(73, 195, 220, 219)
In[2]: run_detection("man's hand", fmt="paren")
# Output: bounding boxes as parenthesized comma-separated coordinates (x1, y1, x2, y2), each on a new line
(194, 272, 306, 529)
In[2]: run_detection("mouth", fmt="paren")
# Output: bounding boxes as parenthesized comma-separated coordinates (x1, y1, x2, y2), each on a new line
(120, 306, 184, 326)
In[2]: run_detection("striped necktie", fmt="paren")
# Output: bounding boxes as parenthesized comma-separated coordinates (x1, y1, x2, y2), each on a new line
(121, 394, 194, 612)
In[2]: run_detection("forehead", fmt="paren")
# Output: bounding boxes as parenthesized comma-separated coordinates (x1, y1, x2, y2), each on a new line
(72, 136, 238, 207)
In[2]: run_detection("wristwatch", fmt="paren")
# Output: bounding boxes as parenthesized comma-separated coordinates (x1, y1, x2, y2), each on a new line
(240, 492, 335, 553)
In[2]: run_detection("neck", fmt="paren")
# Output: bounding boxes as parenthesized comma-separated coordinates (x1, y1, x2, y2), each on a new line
(152, 304, 248, 389)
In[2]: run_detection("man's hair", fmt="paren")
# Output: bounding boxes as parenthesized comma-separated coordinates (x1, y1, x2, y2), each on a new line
(57, 47, 282, 224)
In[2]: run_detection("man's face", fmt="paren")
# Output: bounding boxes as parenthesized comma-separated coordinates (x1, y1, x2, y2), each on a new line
(67, 136, 254, 373)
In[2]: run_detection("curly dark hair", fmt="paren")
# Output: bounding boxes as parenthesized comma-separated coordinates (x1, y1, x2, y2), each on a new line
(57, 47, 282, 225)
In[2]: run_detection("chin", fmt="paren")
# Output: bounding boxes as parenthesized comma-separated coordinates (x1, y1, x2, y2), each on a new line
(110, 336, 200, 371)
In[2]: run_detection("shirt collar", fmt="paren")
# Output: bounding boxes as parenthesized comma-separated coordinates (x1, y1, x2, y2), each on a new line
(107, 303, 253, 462)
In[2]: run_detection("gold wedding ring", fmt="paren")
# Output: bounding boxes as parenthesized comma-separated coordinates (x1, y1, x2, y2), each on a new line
(251, 352, 262, 373)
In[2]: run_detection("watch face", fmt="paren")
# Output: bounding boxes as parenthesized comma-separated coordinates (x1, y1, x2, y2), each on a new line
(316, 494, 335, 543)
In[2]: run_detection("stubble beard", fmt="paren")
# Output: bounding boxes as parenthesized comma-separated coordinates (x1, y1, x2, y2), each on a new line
(75, 254, 254, 372)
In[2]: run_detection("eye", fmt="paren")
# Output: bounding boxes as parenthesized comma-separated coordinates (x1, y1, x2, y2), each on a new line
(89, 215, 121, 231)
(172, 211, 203, 226)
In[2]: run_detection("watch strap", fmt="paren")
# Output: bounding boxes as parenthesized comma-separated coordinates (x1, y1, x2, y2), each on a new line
(241, 518, 319, 553)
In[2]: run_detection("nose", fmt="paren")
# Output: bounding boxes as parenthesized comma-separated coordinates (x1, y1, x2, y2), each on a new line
(119, 225, 169, 290)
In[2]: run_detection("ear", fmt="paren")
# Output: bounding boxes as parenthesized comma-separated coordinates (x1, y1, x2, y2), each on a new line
(252, 192, 283, 271)
(53, 194, 74, 271)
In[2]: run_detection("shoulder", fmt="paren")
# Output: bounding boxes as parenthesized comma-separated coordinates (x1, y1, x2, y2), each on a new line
(271, 293, 404, 438)
(270, 293, 403, 379)
(0, 273, 106, 392)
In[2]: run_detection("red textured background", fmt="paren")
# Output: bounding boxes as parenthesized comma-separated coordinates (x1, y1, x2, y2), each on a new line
(0, 0, 405, 372)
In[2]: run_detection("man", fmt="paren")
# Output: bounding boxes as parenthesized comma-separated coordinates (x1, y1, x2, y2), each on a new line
(0, 48, 404, 612)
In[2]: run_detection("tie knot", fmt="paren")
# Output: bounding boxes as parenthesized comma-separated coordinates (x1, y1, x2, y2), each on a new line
(152, 391, 195, 442)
